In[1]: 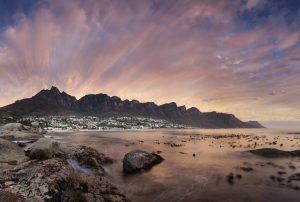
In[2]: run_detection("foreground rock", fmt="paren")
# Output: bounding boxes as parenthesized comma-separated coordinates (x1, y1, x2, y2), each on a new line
(26, 139, 113, 172)
(0, 138, 27, 170)
(123, 150, 164, 173)
(248, 148, 300, 158)
(0, 158, 128, 201)
(0, 190, 25, 202)
(60, 144, 113, 174)
(0, 122, 129, 201)
(0, 123, 43, 141)
(26, 138, 60, 160)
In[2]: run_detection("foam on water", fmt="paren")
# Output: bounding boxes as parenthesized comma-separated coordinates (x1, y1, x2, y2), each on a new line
(67, 159, 94, 174)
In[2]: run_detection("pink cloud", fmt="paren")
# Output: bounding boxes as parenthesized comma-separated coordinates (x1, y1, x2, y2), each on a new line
(0, 0, 299, 122)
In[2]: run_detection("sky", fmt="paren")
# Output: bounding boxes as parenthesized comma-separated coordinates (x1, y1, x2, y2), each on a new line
(0, 0, 300, 127)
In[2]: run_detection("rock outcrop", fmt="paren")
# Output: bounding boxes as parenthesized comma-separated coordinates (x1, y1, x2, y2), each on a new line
(248, 148, 300, 158)
(0, 123, 43, 141)
(60, 144, 113, 174)
(26, 138, 60, 160)
(0, 158, 128, 202)
(0, 138, 27, 170)
(2, 123, 26, 131)
(0, 122, 129, 201)
(0, 139, 128, 202)
(123, 150, 164, 173)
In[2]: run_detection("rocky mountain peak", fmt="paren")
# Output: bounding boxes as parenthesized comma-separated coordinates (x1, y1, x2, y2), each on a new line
(0, 86, 264, 128)
(50, 86, 60, 93)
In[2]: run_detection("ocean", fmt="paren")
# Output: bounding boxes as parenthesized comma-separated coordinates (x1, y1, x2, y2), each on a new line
(50, 128, 300, 202)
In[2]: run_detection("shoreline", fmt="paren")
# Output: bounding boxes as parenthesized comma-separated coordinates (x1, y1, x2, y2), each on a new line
(0, 123, 130, 201)
(1, 123, 300, 201)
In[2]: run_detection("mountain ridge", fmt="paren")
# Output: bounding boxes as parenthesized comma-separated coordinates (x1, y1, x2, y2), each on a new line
(0, 86, 264, 128)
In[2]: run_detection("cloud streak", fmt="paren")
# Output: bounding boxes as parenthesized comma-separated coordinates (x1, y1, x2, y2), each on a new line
(0, 0, 300, 122)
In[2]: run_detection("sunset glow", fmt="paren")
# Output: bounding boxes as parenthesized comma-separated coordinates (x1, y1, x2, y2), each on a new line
(0, 0, 300, 125)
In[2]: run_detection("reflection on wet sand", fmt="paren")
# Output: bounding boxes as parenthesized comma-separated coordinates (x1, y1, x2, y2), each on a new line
(50, 129, 300, 202)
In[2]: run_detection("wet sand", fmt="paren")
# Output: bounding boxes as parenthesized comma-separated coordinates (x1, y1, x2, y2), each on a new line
(49, 128, 300, 202)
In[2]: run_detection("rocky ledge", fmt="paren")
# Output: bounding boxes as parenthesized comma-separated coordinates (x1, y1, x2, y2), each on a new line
(0, 123, 45, 141)
(248, 148, 300, 158)
(0, 123, 129, 202)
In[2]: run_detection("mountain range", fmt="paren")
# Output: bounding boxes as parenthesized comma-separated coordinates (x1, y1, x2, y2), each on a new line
(0, 86, 264, 128)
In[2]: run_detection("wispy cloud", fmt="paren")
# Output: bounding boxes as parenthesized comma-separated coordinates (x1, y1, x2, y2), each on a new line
(0, 0, 299, 122)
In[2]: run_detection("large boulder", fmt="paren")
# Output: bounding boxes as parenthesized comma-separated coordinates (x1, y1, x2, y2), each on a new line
(27, 138, 60, 160)
(2, 123, 26, 131)
(248, 148, 300, 158)
(0, 138, 27, 170)
(60, 144, 113, 174)
(59, 144, 113, 174)
(123, 150, 164, 173)
(0, 138, 23, 154)
(0, 123, 43, 141)
(72, 145, 113, 169)
(0, 131, 42, 141)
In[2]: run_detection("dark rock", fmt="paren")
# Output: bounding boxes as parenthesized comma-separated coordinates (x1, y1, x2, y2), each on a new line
(277, 177, 285, 183)
(248, 148, 300, 158)
(63, 173, 129, 202)
(123, 150, 164, 173)
(289, 165, 296, 170)
(270, 175, 276, 181)
(0, 191, 25, 202)
(288, 173, 300, 181)
(240, 166, 254, 172)
(278, 171, 286, 175)
(226, 173, 234, 185)
(164, 142, 182, 147)
(287, 132, 300, 135)
(72, 145, 113, 171)
(17, 142, 26, 147)
(58, 144, 114, 175)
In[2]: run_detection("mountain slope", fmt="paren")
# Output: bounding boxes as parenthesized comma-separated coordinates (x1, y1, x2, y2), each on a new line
(0, 86, 264, 128)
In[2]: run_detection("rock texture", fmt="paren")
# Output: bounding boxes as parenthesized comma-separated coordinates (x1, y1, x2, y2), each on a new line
(26, 138, 60, 160)
(0, 158, 128, 202)
(60, 144, 114, 174)
(0, 123, 43, 141)
(0, 138, 27, 170)
(0, 191, 26, 202)
(0, 141, 128, 202)
(123, 150, 164, 173)
(0, 123, 129, 201)
(2, 123, 26, 131)
(72, 145, 113, 169)
(0, 86, 263, 129)
(248, 148, 300, 158)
